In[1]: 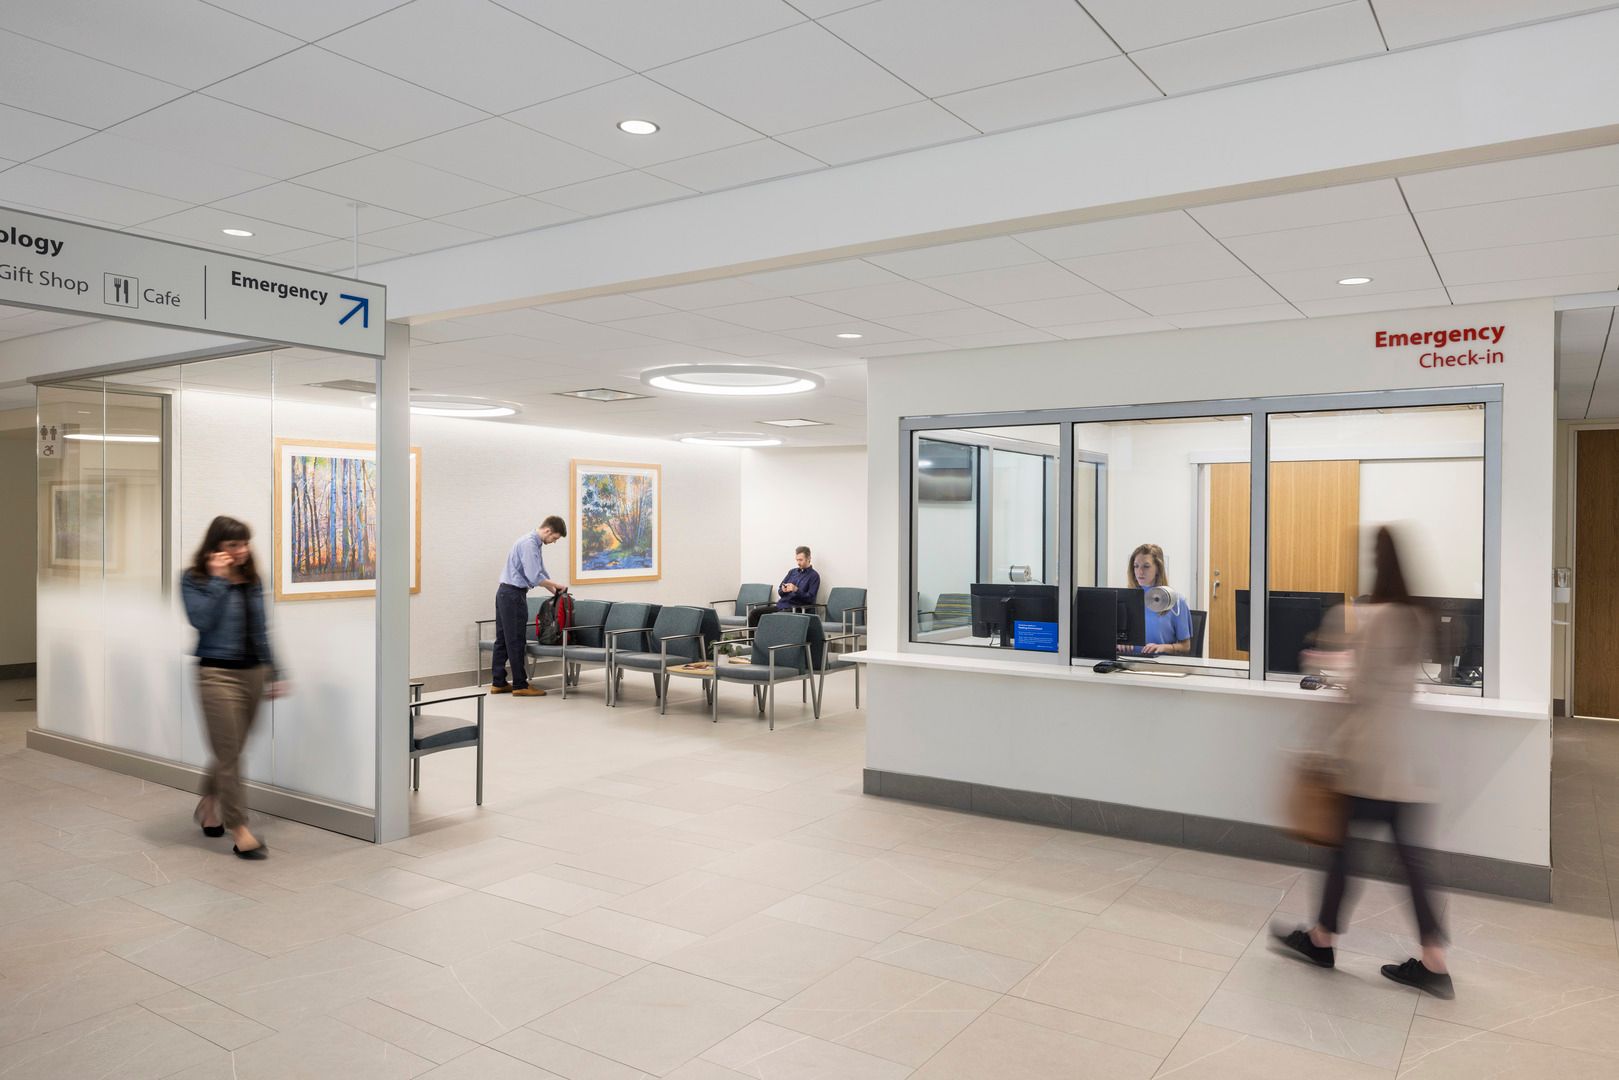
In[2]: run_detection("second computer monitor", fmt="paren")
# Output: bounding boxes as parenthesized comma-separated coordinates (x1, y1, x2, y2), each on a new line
(969, 583, 1059, 649)
(1073, 587, 1147, 660)
(1233, 590, 1343, 673)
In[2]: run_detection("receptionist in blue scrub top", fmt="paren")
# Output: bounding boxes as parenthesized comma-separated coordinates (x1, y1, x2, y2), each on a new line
(1121, 543, 1193, 656)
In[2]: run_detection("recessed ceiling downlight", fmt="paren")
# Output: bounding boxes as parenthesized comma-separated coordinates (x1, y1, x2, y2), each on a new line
(835, 332, 863, 339)
(1337, 276, 1373, 286)
(678, 432, 783, 447)
(618, 119, 659, 135)
(641, 364, 822, 397)
(221, 228, 254, 237)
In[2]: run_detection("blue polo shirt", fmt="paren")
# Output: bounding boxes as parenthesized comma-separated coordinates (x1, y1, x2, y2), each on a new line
(1128, 587, 1191, 654)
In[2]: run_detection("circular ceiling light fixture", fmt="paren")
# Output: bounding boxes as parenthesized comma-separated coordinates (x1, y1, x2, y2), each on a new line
(641, 363, 823, 397)
(618, 119, 659, 135)
(677, 432, 783, 447)
(64, 433, 160, 443)
(221, 228, 254, 237)
(364, 394, 520, 418)
(1337, 276, 1373, 286)
(835, 332, 863, 340)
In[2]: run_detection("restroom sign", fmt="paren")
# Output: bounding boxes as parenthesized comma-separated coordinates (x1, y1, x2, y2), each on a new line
(38, 423, 59, 459)
(0, 206, 385, 357)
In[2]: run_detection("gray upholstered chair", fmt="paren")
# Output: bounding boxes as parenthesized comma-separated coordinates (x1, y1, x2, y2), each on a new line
(711, 612, 824, 730)
(712, 583, 772, 630)
(528, 598, 612, 699)
(1190, 609, 1208, 659)
(475, 595, 545, 686)
(409, 691, 486, 805)
(820, 587, 867, 638)
(609, 605, 722, 713)
(561, 602, 659, 704)
(817, 619, 866, 709)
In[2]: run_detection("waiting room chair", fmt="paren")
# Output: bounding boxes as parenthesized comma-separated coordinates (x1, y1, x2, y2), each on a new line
(409, 690, 486, 805)
(610, 605, 723, 713)
(559, 602, 659, 705)
(527, 598, 611, 699)
(1190, 609, 1208, 659)
(474, 595, 545, 686)
(817, 619, 866, 709)
(820, 586, 867, 638)
(922, 592, 971, 631)
(711, 584, 772, 630)
(711, 612, 823, 730)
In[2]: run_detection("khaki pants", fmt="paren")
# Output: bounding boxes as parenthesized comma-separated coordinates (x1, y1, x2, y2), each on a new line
(197, 665, 269, 830)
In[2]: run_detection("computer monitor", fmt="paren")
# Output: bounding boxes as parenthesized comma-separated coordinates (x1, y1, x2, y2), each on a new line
(1072, 587, 1147, 660)
(969, 583, 1059, 649)
(1413, 595, 1484, 685)
(1234, 590, 1343, 673)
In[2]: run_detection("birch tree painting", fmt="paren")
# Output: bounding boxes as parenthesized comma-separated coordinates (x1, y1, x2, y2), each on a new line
(275, 439, 421, 600)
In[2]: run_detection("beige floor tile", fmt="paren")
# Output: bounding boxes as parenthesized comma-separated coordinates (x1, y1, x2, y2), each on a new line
(558, 836, 728, 886)
(0, 949, 177, 1047)
(359, 889, 562, 964)
(485, 869, 624, 915)
(491, 1027, 654, 1080)
(25, 862, 151, 903)
(189, 933, 440, 1029)
(909, 1011, 1159, 1080)
(190, 882, 410, 957)
(904, 889, 1093, 963)
(1159, 849, 1305, 888)
(1012, 933, 1225, 1037)
(110, 923, 265, 985)
(700, 840, 870, 893)
(631, 780, 767, 815)
(1401, 1016, 1619, 1079)
(532, 965, 777, 1076)
(1196, 986, 1409, 1069)
(0, 895, 179, 968)
(665, 914, 874, 999)
(1224, 946, 1419, 1028)
(547, 907, 707, 961)
(142, 986, 274, 1050)
(1156, 1023, 1395, 1078)
(499, 811, 652, 855)
(407, 837, 566, 889)
(605, 871, 792, 936)
(1088, 882, 1273, 958)
(767, 957, 996, 1065)
(517, 927, 650, 976)
(759, 893, 917, 942)
(125, 879, 258, 925)
(420, 1046, 563, 1079)
(988, 996, 1176, 1059)
(795, 808, 942, 850)
(818, 852, 987, 910)
(977, 854, 1150, 914)
(800, 883, 934, 921)
(900, 819, 1055, 864)
(337, 999, 479, 1065)
(374, 942, 616, 1042)
(343, 866, 473, 909)
(0, 881, 67, 922)
(663, 1062, 752, 1080)
(663, 806, 821, 846)
(865, 931, 1036, 992)
(0, 841, 81, 885)
(0, 1003, 225, 1080)
(701, 1020, 912, 1080)
(1137, 865, 1289, 910)
(229, 1014, 435, 1079)
(1448, 891, 1619, 951)
(1067, 926, 1237, 973)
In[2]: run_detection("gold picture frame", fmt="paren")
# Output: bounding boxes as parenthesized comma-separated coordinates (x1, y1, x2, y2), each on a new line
(273, 438, 421, 601)
(570, 459, 661, 584)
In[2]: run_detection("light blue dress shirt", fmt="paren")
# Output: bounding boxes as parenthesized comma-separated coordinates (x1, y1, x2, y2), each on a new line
(500, 531, 549, 590)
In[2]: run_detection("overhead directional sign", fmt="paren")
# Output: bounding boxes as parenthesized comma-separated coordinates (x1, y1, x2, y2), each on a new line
(0, 206, 385, 357)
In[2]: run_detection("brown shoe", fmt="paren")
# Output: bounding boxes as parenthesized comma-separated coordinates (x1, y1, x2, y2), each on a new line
(511, 687, 546, 697)
(488, 684, 512, 694)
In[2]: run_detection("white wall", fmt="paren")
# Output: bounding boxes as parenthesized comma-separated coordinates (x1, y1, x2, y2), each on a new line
(739, 446, 866, 601)
(0, 408, 34, 668)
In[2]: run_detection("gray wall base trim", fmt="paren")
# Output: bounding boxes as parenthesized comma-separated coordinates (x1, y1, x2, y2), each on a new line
(0, 663, 37, 680)
(28, 728, 376, 842)
(863, 768, 1550, 903)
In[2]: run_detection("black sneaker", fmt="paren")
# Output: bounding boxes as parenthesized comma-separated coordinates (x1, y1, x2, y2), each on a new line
(1381, 957, 1454, 999)
(1270, 926, 1335, 968)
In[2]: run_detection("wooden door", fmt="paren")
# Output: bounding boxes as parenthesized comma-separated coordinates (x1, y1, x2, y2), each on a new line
(1575, 430, 1619, 717)
(1208, 463, 1250, 659)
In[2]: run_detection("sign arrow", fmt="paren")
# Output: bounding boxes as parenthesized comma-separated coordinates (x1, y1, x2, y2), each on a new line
(339, 293, 370, 328)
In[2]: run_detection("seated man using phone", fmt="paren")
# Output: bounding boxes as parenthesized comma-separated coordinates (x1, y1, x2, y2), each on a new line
(748, 546, 821, 628)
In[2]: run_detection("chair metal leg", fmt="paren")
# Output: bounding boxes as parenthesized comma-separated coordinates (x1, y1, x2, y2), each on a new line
(411, 756, 419, 791)
(658, 674, 669, 715)
(475, 743, 484, 807)
(802, 679, 806, 703)
(855, 666, 861, 708)
(768, 683, 776, 731)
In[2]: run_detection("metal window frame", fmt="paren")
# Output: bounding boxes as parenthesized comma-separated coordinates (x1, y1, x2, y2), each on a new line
(901, 385, 1503, 694)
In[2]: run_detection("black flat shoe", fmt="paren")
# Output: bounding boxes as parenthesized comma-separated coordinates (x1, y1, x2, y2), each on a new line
(201, 825, 226, 838)
(1270, 926, 1335, 968)
(232, 844, 268, 860)
(1381, 957, 1454, 999)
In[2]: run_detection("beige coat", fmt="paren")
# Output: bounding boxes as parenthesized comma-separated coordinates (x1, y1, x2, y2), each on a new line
(1330, 602, 1433, 804)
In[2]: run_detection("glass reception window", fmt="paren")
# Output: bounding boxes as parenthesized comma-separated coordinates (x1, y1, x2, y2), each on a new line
(1070, 415, 1251, 675)
(1266, 404, 1485, 693)
(912, 425, 1059, 651)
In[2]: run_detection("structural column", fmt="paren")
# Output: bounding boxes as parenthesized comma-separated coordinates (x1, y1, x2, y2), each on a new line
(374, 320, 411, 842)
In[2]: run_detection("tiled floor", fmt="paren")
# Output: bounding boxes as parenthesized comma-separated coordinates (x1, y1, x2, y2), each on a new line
(2, 671, 1618, 1079)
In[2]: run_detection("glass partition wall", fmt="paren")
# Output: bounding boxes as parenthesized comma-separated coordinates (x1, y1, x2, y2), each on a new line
(904, 387, 1501, 695)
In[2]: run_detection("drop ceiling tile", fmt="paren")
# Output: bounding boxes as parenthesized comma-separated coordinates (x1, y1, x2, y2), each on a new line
(1047, 316, 1179, 339)
(701, 332, 819, 357)
(0, 166, 188, 226)
(868, 237, 1044, 278)
(1557, 308, 1609, 420)
(1437, 236, 1619, 286)
(923, 261, 1099, 305)
(827, 0, 1116, 97)
(35, 133, 276, 205)
(1131, 3, 1386, 96)
(411, 319, 495, 344)
(934, 327, 1062, 349)
(502, 0, 806, 71)
(1587, 332, 1619, 419)
(856, 339, 947, 357)
(322, 0, 626, 113)
(777, 101, 976, 165)
(508, 76, 762, 169)
(0, 105, 92, 161)
(437, 197, 580, 236)
(204, 0, 410, 41)
(449, 334, 558, 359)
(881, 307, 1029, 338)
(649, 22, 921, 135)
(1372, 0, 1616, 48)
(634, 279, 781, 310)
(803, 280, 968, 319)
(1262, 256, 1443, 302)
(697, 297, 848, 332)
(776, 321, 918, 347)
(538, 171, 695, 215)
(1058, 242, 1252, 291)
(458, 309, 658, 350)
(0, 30, 183, 128)
(990, 292, 1148, 328)
(213, 183, 414, 237)
(207, 48, 484, 150)
(1293, 288, 1453, 317)
(1189, 179, 1410, 238)
(605, 311, 753, 342)
(0, 0, 300, 90)
(298, 153, 511, 218)
(1080, 0, 1346, 51)
(1114, 275, 1284, 315)
(646, 140, 822, 192)
(1401, 144, 1619, 211)
(744, 259, 905, 296)
(1223, 214, 1429, 273)
(542, 295, 675, 323)
(111, 97, 370, 180)
(1167, 304, 1303, 328)
(935, 56, 1160, 133)
(1417, 185, 1619, 254)
(394, 118, 621, 194)
(139, 206, 335, 254)
(1016, 211, 1207, 259)
(362, 219, 486, 255)
(1446, 273, 1619, 304)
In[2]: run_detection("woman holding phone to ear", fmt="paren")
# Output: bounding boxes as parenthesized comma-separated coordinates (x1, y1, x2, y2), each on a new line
(181, 516, 287, 860)
(1121, 543, 1193, 656)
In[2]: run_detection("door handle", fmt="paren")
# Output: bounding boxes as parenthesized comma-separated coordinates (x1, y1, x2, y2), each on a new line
(1212, 570, 1221, 600)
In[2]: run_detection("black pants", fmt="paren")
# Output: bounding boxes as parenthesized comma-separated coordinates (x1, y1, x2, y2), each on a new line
(746, 602, 783, 629)
(491, 583, 531, 689)
(1318, 795, 1445, 945)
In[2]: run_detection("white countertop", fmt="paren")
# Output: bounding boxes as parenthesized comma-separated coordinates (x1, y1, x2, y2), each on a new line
(843, 649, 1547, 721)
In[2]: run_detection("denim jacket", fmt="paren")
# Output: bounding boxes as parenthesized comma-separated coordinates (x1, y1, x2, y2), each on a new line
(181, 572, 277, 675)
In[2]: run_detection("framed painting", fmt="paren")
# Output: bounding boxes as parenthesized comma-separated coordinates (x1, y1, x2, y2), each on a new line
(49, 481, 118, 570)
(273, 439, 421, 601)
(571, 460, 661, 584)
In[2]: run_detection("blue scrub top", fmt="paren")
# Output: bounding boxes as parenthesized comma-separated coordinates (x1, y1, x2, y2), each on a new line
(1131, 587, 1191, 653)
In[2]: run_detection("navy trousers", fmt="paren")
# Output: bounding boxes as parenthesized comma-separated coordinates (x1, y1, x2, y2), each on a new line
(491, 583, 531, 688)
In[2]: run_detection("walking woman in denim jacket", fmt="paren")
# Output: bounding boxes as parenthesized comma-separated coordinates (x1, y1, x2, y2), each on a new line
(181, 516, 287, 859)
